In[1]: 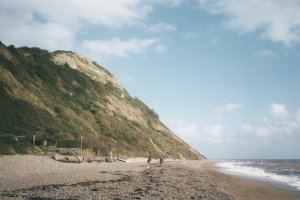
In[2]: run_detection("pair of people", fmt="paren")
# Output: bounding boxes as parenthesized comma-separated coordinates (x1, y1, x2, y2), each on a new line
(147, 154, 164, 166)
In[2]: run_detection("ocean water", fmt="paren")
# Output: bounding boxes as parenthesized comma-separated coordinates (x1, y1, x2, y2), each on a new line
(217, 159, 300, 194)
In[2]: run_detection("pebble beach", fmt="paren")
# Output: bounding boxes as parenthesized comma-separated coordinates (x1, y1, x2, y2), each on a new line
(0, 155, 299, 200)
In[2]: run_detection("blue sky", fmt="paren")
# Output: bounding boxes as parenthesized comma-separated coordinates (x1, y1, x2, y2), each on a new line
(1, 0, 300, 159)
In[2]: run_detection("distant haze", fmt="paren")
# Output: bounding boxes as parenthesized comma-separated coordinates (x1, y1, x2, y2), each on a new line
(1, 0, 300, 159)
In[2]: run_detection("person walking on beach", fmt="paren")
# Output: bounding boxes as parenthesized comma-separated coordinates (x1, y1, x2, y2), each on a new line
(159, 156, 164, 166)
(147, 154, 152, 164)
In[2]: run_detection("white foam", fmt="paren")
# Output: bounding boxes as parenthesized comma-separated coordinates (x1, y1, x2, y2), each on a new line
(217, 161, 300, 191)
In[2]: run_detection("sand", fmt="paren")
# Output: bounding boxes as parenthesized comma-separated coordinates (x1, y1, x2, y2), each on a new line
(0, 155, 299, 200)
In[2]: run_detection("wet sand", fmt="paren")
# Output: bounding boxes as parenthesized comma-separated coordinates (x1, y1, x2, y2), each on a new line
(0, 155, 299, 199)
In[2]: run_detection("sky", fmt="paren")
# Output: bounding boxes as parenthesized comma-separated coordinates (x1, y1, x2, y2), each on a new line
(1, 0, 300, 159)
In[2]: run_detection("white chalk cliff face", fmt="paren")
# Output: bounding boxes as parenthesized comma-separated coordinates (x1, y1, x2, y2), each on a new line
(52, 51, 123, 91)
(51, 51, 149, 126)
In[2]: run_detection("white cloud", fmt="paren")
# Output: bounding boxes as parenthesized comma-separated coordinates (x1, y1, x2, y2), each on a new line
(1, 22, 75, 51)
(241, 103, 300, 141)
(1, 0, 151, 28)
(213, 103, 242, 113)
(199, 0, 300, 45)
(0, 0, 153, 51)
(148, 0, 187, 6)
(241, 124, 252, 132)
(241, 122, 296, 141)
(147, 23, 177, 33)
(204, 125, 224, 142)
(297, 109, 300, 123)
(165, 118, 225, 143)
(254, 50, 278, 57)
(241, 123, 276, 137)
(0, 0, 182, 56)
(82, 37, 161, 57)
(166, 119, 199, 137)
(269, 103, 289, 119)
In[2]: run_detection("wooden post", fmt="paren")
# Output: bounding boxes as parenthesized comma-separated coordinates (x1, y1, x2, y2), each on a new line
(110, 151, 113, 163)
(80, 136, 83, 150)
(33, 134, 35, 146)
(97, 149, 100, 157)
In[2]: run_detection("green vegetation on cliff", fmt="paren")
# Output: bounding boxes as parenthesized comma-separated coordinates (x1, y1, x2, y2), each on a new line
(0, 42, 204, 159)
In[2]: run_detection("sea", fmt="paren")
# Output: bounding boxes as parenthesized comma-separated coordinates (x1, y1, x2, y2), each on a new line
(217, 159, 300, 195)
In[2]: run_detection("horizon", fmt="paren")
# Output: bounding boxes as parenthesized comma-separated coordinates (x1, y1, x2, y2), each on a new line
(215, 158, 300, 160)
(1, 0, 300, 159)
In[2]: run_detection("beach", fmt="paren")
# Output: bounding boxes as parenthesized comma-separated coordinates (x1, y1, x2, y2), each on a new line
(0, 155, 299, 200)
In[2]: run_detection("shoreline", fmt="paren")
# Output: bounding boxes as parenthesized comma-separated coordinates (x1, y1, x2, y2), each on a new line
(217, 167, 300, 196)
(1, 155, 299, 199)
(215, 160, 300, 196)
(172, 160, 300, 200)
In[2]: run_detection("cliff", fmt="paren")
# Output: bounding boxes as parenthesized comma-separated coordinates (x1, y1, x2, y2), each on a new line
(0, 42, 204, 159)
